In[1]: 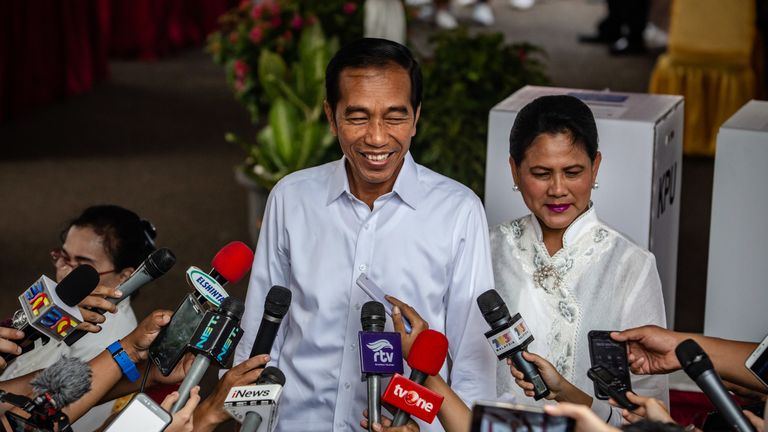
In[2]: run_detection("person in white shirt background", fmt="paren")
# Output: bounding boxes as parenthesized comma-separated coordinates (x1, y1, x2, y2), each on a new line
(233, 37, 497, 432)
(0, 204, 156, 431)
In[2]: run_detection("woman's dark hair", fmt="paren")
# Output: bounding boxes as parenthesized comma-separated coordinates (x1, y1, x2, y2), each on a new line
(62, 205, 156, 271)
(509, 95, 599, 166)
(325, 38, 422, 115)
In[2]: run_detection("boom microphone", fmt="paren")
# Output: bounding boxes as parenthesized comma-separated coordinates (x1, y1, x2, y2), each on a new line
(676, 339, 755, 432)
(2, 265, 99, 362)
(249, 286, 292, 358)
(477, 289, 549, 400)
(65, 248, 176, 345)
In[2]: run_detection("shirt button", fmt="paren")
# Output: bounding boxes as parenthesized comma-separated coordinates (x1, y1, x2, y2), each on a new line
(364, 223, 370, 230)
(350, 343, 356, 350)
(344, 382, 351, 390)
(355, 303, 361, 310)
(359, 264, 367, 272)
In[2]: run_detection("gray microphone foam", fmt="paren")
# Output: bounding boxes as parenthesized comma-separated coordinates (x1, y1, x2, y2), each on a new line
(31, 356, 92, 408)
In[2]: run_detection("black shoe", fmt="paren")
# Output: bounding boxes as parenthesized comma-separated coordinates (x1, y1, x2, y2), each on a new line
(609, 37, 647, 55)
(578, 33, 616, 44)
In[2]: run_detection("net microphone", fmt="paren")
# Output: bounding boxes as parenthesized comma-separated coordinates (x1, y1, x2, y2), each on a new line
(676, 339, 755, 432)
(248, 286, 292, 357)
(2, 265, 99, 363)
(389, 329, 448, 426)
(65, 248, 176, 346)
(171, 296, 245, 413)
(477, 289, 549, 400)
(225, 366, 286, 432)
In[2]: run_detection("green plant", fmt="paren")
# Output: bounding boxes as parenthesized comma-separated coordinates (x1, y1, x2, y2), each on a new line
(227, 24, 339, 189)
(413, 29, 551, 197)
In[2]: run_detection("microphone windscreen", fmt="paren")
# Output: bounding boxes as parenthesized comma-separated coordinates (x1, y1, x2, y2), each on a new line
(257, 366, 286, 386)
(408, 329, 448, 376)
(211, 241, 255, 284)
(476, 289, 509, 325)
(675, 339, 713, 380)
(361, 301, 386, 329)
(31, 356, 92, 408)
(145, 247, 176, 277)
(221, 297, 246, 321)
(56, 265, 100, 307)
(265, 286, 292, 318)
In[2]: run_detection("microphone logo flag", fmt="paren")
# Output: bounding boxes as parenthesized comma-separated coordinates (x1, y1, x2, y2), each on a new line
(382, 373, 443, 423)
(20, 276, 83, 341)
(359, 331, 403, 375)
(186, 266, 229, 307)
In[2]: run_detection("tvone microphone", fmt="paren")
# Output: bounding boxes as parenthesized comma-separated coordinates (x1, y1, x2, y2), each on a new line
(248, 286, 292, 357)
(171, 296, 245, 413)
(390, 329, 448, 426)
(676, 339, 755, 432)
(65, 248, 176, 346)
(477, 289, 549, 400)
(224, 366, 287, 432)
(2, 265, 98, 363)
(362, 301, 386, 431)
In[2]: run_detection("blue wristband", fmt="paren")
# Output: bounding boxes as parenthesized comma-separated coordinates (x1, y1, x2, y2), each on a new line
(107, 341, 140, 383)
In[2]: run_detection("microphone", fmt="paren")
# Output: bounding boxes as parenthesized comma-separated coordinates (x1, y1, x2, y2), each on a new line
(390, 329, 448, 426)
(64, 248, 176, 346)
(2, 265, 99, 363)
(676, 339, 755, 432)
(188, 241, 255, 307)
(171, 296, 245, 413)
(248, 286, 292, 357)
(224, 366, 287, 432)
(476, 289, 549, 400)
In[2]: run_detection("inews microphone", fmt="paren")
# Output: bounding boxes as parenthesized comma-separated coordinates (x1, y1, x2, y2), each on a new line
(388, 329, 448, 426)
(171, 296, 245, 413)
(477, 289, 549, 400)
(65, 248, 176, 346)
(248, 286, 292, 357)
(224, 366, 287, 432)
(676, 339, 755, 432)
(2, 265, 98, 362)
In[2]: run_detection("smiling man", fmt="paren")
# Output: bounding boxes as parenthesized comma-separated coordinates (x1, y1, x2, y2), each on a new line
(233, 38, 497, 431)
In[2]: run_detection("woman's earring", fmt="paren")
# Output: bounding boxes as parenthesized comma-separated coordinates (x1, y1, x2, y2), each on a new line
(513, 184, 519, 192)
(592, 181, 599, 190)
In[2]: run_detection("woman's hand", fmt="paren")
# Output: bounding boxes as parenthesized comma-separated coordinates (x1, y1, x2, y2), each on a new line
(610, 392, 673, 424)
(385, 296, 429, 358)
(0, 327, 24, 368)
(360, 408, 420, 432)
(119, 309, 172, 362)
(76, 285, 122, 333)
(508, 351, 591, 406)
(544, 402, 620, 432)
(161, 386, 201, 432)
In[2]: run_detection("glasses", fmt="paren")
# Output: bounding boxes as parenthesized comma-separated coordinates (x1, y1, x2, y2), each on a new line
(50, 248, 116, 276)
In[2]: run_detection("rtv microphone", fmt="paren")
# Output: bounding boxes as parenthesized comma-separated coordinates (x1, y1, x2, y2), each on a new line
(249, 286, 292, 357)
(171, 296, 245, 413)
(676, 339, 755, 432)
(225, 366, 286, 432)
(477, 289, 549, 400)
(389, 329, 448, 426)
(2, 265, 98, 362)
(65, 248, 176, 346)
(359, 301, 403, 431)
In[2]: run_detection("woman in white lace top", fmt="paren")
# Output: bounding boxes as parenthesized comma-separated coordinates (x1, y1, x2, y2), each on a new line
(490, 95, 668, 426)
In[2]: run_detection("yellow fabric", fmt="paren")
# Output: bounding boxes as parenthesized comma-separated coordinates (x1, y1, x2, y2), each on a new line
(649, 0, 757, 156)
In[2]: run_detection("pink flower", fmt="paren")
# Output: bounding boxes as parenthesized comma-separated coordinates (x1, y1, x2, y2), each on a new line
(342, 2, 357, 14)
(233, 59, 249, 78)
(270, 15, 282, 28)
(249, 26, 263, 44)
(250, 4, 264, 19)
(290, 14, 303, 29)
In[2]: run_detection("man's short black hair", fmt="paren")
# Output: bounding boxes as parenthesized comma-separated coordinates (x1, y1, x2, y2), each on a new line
(325, 38, 422, 114)
(509, 95, 599, 165)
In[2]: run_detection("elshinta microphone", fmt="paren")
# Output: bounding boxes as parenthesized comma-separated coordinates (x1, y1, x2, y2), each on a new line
(249, 286, 292, 357)
(171, 296, 245, 413)
(477, 289, 549, 400)
(676, 339, 755, 432)
(2, 265, 99, 363)
(391, 329, 449, 426)
(0, 356, 92, 431)
(236, 367, 287, 432)
(362, 301, 386, 431)
(65, 247, 177, 346)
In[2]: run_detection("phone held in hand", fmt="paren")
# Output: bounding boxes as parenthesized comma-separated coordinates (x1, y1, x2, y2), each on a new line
(745, 332, 768, 389)
(470, 400, 575, 432)
(587, 365, 639, 410)
(148, 293, 205, 376)
(104, 393, 171, 432)
(587, 330, 633, 400)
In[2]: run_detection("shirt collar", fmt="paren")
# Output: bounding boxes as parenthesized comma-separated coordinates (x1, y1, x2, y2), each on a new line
(529, 202, 597, 247)
(325, 152, 425, 209)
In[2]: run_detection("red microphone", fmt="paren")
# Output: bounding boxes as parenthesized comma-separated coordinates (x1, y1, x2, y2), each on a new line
(211, 241, 255, 284)
(385, 330, 448, 426)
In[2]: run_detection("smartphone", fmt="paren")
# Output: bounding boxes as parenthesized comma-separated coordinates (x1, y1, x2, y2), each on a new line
(588, 330, 632, 400)
(356, 273, 412, 333)
(745, 332, 768, 389)
(149, 293, 205, 376)
(104, 393, 171, 432)
(470, 400, 574, 432)
(587, 365, 639, 410)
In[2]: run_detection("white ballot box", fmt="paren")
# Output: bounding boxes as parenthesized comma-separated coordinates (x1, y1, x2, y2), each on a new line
(485, 86, 684, 327)
(705, 100, 768, 342)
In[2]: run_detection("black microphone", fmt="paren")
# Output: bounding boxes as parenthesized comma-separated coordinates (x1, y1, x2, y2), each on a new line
(2, 265, 100, 363)
(361, 301, 386, 431)
(171, 296, 245, 413)
(240, 366, 287, 432)
(64, 248, 176, 346)
(676, 339, 755, 432)
(248, 286, 292, 357)
(476, 289, 549, 400)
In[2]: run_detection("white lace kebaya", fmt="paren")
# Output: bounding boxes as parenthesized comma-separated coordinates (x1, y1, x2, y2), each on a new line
(490, 205, 669, 425)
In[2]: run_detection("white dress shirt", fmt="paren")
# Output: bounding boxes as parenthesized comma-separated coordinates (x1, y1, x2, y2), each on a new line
(234, 153, 497, 431)
(490, 207, 668, 426)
